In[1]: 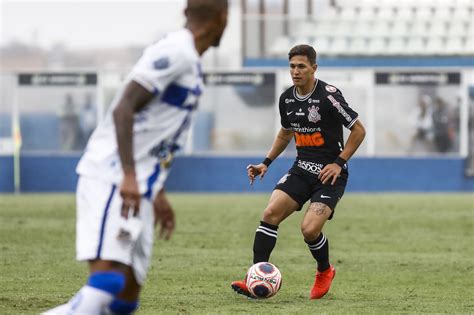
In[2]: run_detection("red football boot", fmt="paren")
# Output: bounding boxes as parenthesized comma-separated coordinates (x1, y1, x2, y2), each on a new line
(231, 278, 252, 298)
(310, 265, 336, 299)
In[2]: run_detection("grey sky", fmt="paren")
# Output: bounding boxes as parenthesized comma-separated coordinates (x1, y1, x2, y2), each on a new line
(0, 0, 243, 69)
(1, 0, 187, 48)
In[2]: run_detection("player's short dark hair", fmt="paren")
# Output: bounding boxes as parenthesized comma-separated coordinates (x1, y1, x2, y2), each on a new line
(288, 44, 317, 65)
(185, 0, 228, 21)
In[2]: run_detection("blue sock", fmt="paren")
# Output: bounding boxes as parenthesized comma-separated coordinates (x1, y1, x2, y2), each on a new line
(54, 272, 126, 314)
(87, 271, 126, 295)
(109, 298, 139, 314)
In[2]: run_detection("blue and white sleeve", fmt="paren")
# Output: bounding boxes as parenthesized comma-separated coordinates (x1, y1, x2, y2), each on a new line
(129, 46, 190, 95)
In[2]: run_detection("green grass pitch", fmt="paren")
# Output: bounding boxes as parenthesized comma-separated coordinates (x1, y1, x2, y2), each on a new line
(1, 193, 473, 314)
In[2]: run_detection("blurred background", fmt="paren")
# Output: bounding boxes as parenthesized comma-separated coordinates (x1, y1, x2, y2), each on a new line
(0, 0, 473, 192)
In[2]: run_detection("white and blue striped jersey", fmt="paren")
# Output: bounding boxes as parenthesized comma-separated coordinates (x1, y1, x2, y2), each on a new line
(76, 29, 203, 198)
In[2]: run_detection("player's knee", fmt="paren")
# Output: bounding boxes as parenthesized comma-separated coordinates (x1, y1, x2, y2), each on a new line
(300, 223, 321, 241)
(262, 207, 281, 225)
(263, 204, 290, 225)
(87, 271, 126, 296)
(109, 298, 138, 314)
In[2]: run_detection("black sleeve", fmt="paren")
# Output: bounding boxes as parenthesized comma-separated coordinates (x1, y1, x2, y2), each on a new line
(326, 89, 359, 129)
(278, 94, 291, 129)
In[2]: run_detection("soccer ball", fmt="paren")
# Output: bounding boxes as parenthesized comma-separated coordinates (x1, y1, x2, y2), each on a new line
(246, 262, 282, 298)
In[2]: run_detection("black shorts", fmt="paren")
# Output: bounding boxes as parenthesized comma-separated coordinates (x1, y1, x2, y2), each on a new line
(274, 167, 346, 220)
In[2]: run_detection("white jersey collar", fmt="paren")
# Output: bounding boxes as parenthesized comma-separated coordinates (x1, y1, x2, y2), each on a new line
(293, 79, 318, 101)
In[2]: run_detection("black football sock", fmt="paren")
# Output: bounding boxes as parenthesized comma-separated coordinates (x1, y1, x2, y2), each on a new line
(306, 233, 330, 272)
(253, 221, 278, 263)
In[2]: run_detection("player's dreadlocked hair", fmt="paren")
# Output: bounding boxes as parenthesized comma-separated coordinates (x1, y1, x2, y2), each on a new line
(185, 0, 228, 22)
(288, 45, 317, 65)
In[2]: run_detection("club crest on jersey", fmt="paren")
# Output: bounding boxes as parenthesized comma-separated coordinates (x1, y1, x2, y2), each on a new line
(325, 85, 337, 93)
(307, 105, 321, 123)
(153, 57, 170, 70)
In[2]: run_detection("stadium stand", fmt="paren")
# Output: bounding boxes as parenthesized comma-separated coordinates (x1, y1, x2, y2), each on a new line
(268, 0, 473, 56)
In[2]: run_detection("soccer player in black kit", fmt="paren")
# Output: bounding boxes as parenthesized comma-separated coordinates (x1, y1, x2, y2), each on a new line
(231, 44, 365, 299)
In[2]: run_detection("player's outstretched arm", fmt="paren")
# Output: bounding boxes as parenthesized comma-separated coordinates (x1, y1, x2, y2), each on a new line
(113, 81, 155, 217)
(247, 128, 294, 185)
(319, 120, 366, 185)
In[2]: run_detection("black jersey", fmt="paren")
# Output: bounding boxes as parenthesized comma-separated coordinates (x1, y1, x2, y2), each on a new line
(279, 79, 359, 177)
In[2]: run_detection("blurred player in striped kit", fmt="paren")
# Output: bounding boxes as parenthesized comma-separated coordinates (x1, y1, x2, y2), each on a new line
(42, 1, 228, 314)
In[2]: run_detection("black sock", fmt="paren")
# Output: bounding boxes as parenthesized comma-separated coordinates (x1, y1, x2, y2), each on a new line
(253, 221, 278, 263)
(306, 233, 330, 272)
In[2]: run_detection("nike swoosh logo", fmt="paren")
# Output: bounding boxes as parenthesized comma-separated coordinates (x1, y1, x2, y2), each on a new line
(321, 195, 331, 199)
(286, 111, 293, 115)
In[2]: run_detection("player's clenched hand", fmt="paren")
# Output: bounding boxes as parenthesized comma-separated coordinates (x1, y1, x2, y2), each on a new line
(153, 189, 175, 240)
(318, 163, 342, 185)
(120, 174, 141, 218)
(246, 163, 268, 185)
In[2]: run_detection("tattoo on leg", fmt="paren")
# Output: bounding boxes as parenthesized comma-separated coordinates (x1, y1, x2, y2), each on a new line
(310, 203, 327, 216)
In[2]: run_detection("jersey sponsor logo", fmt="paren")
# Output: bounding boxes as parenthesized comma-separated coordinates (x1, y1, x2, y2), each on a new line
(292, 126, 319, 133)
(325, 85, 337, 93)
(153, 57, 170, 70)
(307, 105, 321, 124)
(297, 160, 323, 175)
(296, 108, 305, 116)
(308, 98, 320, 104)
(327, 95, 353, 123)
(285, 98, 295, 104)
(149, 140, 178, 166)
(295, 132, 325, 147)
(149, 140, 170, 159)
(162, 83, 201, 109)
